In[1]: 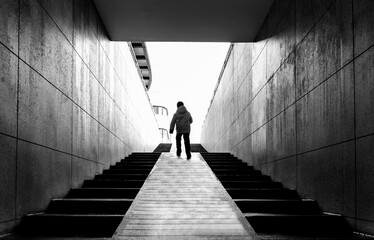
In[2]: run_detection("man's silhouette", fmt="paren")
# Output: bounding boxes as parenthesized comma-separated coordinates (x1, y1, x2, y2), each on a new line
(169, 101, 193, 159)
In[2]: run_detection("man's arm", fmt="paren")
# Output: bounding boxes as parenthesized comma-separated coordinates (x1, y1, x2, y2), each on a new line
(190, 114, 193, 124)
(170, 114, 177, 134)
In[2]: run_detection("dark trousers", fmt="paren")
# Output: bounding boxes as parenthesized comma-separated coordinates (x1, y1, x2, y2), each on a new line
(176, 133, 191, 157)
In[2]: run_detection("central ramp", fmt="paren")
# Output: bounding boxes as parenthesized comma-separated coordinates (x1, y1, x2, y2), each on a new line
(114, 153, 257, 239)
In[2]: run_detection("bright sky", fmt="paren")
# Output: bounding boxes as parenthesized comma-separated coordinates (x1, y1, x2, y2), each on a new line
(147, 42, 230, 143)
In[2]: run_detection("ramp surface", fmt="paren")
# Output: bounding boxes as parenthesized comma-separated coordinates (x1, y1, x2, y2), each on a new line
(113, 153, 257, 239)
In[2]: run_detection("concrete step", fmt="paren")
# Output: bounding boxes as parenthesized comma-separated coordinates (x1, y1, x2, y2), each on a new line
(117, 161, 158, 166)
(95, 173, 148, 180)
(245, 213, 352, 236)
(46, 199, 133, 214)
(208, 165, 254, 170)
(103, 169, 152, 175)
(203, 155, 240, 161)
(20, 213, 124, 237)
(66, 188, 140, 198)
(190, 144, 207, 152)
(215, 174, 271, 181)
(129, 153, 161, 157)
(153, 143, 172, 152)
(221, 180, 283, 189)
(122, 156, 159, 160)
(206, 162, 250, 167)
(83, 179, 145, 188)
(235, 199, 321, 214)
(201, 152, 232, 156)
(110, 164, 155, 170)
(227, 188, 299, 199)
(211, 169, 262, 175)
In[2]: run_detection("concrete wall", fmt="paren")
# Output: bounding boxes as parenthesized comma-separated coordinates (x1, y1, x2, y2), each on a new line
(0, 0, 159, 234)
(201, 0, 374, 234)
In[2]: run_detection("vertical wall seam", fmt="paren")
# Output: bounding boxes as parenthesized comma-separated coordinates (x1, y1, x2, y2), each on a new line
(14, 0, 21, 223)
(71, 0, 75, 188)
(293, 0, 298, 191)
(351, 0, 357, 230)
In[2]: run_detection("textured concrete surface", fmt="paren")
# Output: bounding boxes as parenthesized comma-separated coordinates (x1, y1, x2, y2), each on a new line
(0, 135, 16, 224)
(0, 44, 18, 137)
(0, 0, 18, 52)
(201, 0, 374, 235)
(114, 153, 257, 239)
(0, 0, 159, 235)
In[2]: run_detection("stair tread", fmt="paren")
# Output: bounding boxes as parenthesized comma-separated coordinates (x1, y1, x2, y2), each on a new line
(72, 188, 140, 190)
(235, 199, 315, 202)
(27, 213, 126, 217)
(244, 213, 338, 217)
(51, 198, 134, 201)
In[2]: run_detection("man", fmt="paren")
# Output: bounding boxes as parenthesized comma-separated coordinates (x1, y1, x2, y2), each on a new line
(169, 101, 193, 159)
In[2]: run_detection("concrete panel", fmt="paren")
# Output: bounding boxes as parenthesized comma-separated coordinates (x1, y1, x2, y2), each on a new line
(274, 156, 297, 190)
(19, 62, 72, 153)
(0, 0, 18, 52)
(38, 0, 73, 43)
(354, 0, 374, 56)
(0, 221, 16, 236)
(267, 53, 295, 119)
(98, 124, 111, 166)
(237, 107, 251, 142)
(72, 104, 87, 159)
(251, 49, 267, 97)
(355, 47, 374, 137)
(16, 141, 71, 218)
(296, 63, 354, 153)
(266, 2, 295, 78)
(266, 105, 296, 162)
(295, 0, 335, 44)
(251, 126, 266, 168)
(87, 72, 99, 120)
(72, 52, 88, 110)
(0, 135, 16, 223)
(0, 44, 18, 137)
(236, 57, 252, 114)
(237, 136, 251, 165)
(86, 114, 98, 162)
(87, 27, 99, 79)
(88, 0, 99, 36)
(357, 135, 374, 222)
(297, 141, 355, 217)
(251, 88, 267, 132)
(20, 0, 73, 98)
(357, 219, 374, 237)
(296, 0, 353, 99)
(72, 0, 90, 61)
(72, 157, 97, 188)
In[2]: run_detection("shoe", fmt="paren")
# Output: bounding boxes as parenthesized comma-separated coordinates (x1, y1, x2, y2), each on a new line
(187, 155, 191, 160)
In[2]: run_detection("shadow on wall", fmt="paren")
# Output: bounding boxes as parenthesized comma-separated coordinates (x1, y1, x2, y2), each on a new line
(201, 0, 374, 235)
(0, 0, 159, 235)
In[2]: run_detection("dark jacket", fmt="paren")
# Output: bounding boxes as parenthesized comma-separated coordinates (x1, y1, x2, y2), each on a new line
(169, 105, 193, 134)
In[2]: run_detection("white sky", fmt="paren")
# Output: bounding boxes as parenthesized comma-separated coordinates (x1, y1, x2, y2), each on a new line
(147, 42, 230, 143)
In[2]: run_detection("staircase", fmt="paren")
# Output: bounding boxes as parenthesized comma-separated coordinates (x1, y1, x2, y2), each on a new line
(18, 152, 160, 237)
(200, 152, 362, 239)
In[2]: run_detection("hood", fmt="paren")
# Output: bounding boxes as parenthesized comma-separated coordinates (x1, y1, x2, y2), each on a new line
(176, 105, 187, 114)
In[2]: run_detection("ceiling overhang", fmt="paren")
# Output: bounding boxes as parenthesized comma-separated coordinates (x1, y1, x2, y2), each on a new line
(93, 0, 274, 42)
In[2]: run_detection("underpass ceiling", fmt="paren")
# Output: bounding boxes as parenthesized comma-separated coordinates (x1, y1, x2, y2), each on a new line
(93, 0, 274, 42)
